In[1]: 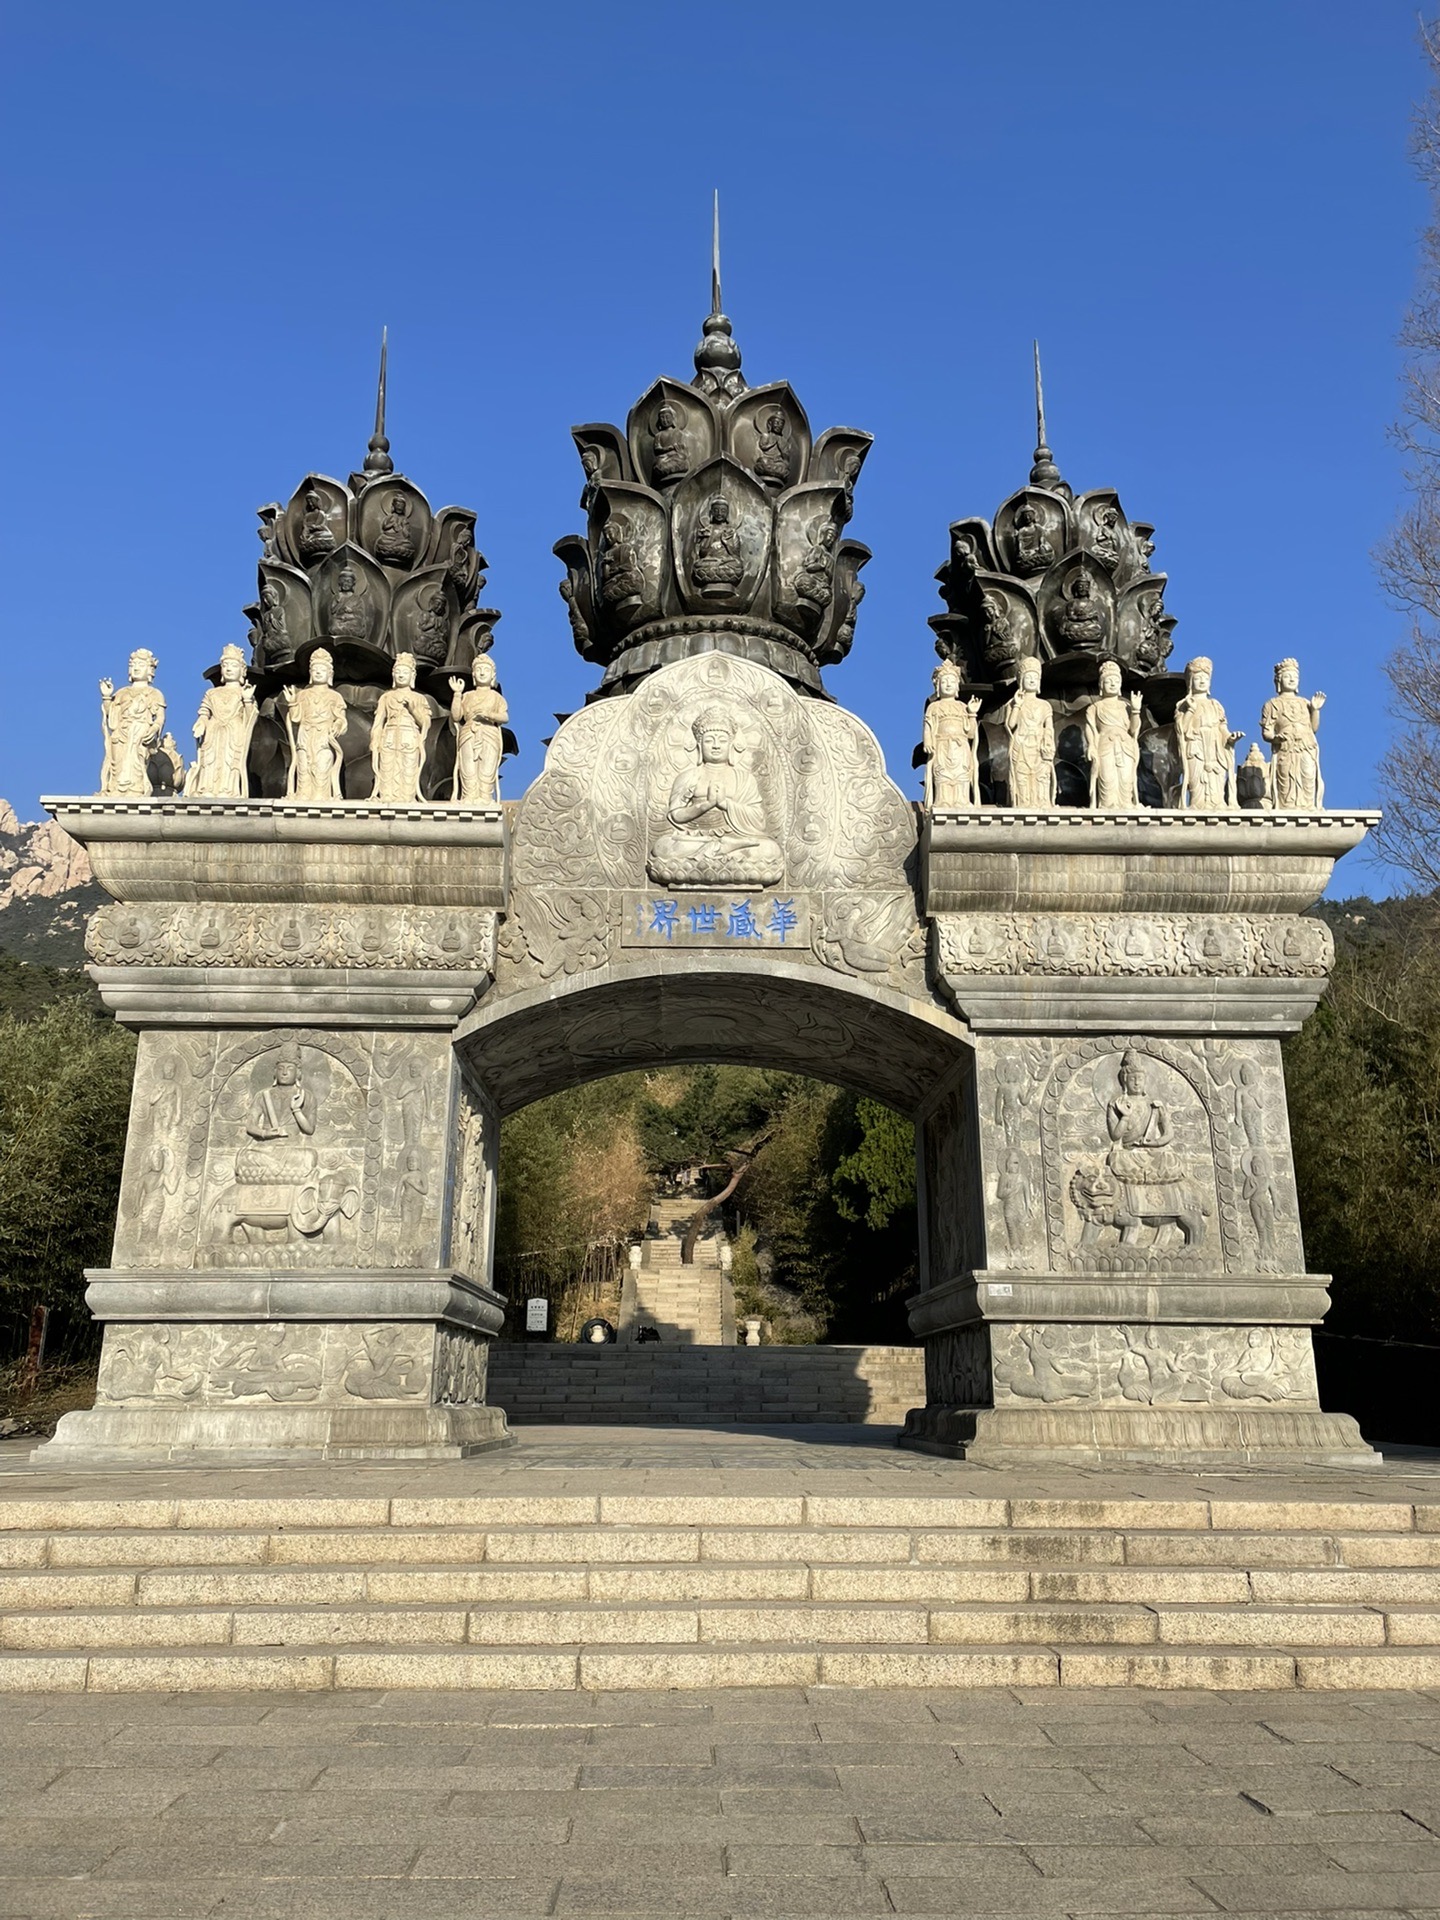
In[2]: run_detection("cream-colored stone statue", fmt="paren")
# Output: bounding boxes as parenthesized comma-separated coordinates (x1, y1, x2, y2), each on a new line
(369, 652, 431, 803)
(1084, 659, 1143, 809)
(1174, 656, 1242, 810)
(921, 662, 983, 809)
(1001, 657, 1056, 808)
(449, 656, 508, 803)
(1261, 657, 1325, 810)
(283, 648, 348, 801)
(98, 649, 166, 797)
(188, 644, 257, 799)
(647, 704, 784, 887)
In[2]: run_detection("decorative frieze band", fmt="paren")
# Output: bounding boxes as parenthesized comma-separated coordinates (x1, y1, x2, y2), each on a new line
(936, 912, 1333, 979)
(87, 902, 499, 972)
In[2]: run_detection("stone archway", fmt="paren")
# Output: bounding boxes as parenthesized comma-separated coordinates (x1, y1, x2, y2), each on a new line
(39, 647, 1378, 1467)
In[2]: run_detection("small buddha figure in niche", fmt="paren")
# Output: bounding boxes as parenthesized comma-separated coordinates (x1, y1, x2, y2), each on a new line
(446, 523, 476, 588)
(1134, 589, 1171, 671)
(795, 517, 837, 609)
(1174, 655, 1243, 810)
(921, 661, 983, 809)
(1056, 568, 1109, 650)
(369, 652, 431, 803)
(1091, 504, 1123, 568)
(415, 586, 449, 662)
(651, 403, 689, 484)
(754, 407, 790, 486)
(1260, 657, 1326, 809)
(982, 591, 1018, 667)
(99, 649, 166, 797)
(448, 655, 508, 802)
(298, 489, 336, 560)
(600, 513, 645, 607)
(375, 491, 417, 564)
(1013, 502, 1054, 575)
(259, 582, 291, 660)
(283, 648, 348, 801)
(647, 705, 784, 888)
(246, 1046, 316, 1141)
(327, 561, 370, 641)
(1083, 659, 1143, 809)
(691, 498, 744, 596)
(1001, 657, 1056, 808)
(188, 644, 257, 799)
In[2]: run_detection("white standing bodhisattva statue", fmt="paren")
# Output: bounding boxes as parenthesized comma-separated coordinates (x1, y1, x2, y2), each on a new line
(98, 649, 167, 797)
(1260, 657, 1326, 810)
(369, 652, 431, 803)
(1001, 657, 1057, 808)
(188, 644, 258, 799)
(448, 656, 509, 802)
(1174, 655, 1243, 810)
(1084, 658, 1143, 809)
(921, 662, 983, 809)
(283, 648, 349, 801)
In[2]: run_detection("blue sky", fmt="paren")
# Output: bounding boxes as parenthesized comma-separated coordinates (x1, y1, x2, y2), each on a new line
(0, 1, 1425, 892)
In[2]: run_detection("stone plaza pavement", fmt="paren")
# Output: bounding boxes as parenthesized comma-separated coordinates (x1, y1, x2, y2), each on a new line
(3, 1678, 1440, 1917)
(6, 1426, 1440, 1915)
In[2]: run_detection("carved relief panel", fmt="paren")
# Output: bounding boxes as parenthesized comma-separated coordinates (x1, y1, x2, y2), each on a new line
(448, 1080, 496, 1282)
(198, 1033, 372, 1269)
(96, 1319, 451, 1408)
(503, 652, 927, 997)
(989, 1322, 1318, 1409)
(967, 1032, 1305, 1280)
(111, 1032, 217, 1270)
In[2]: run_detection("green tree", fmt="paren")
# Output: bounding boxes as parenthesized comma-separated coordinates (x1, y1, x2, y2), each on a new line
(0, 1000, 135, 1335)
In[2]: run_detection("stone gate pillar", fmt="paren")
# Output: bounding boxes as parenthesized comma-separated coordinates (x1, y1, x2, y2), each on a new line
(904, 807, 1380, 1466)
(35, 798, 510, 1464)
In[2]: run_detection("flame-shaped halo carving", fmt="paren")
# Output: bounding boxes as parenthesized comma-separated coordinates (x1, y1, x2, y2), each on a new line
(427, 507, 484, 603)
(727, 383, 812, 493)
(811, 426, 873, 497)
(822, 539, 872, 663)
(944, 517, 999, 588)
(313, 544, 391, 654)
(355, 476, 433, 573)
(256, 561, 314, 669)
(993, 487, 1073, 580)
(672, 458, 773, 615)
(1040, 553, 1117, 658)
(553, 533, 601, 661)
(279, 475, 348, 571)
(392, 565, 457, 667)
(628, 379, 720, 493)
(772, 484, 847, 642)
(589, 483, 669, 633)
(572, 424, 635, 499)
(972, 572, 1040, 670)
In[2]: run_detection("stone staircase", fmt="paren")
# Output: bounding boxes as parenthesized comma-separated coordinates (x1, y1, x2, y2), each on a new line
(619, 1195, 734, 1346)
(3, 1489, 1440, 1692)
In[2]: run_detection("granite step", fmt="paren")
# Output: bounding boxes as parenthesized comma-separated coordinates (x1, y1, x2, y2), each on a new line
(4, 1640, 1440, 1694)
(2, 1491, 1436, 1689)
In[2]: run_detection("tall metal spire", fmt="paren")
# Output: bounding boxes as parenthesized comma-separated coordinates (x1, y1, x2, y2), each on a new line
(1029, 339, 1064, 492)
(694, 190, 743, 396)
(364, 326, 394, 477)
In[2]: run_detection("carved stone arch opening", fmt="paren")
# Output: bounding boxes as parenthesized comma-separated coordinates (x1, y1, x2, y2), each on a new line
(453, 958, 971, 1119)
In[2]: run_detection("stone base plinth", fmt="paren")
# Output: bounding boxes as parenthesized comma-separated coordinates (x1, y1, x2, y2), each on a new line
(898, 1403, 1379, 1468)
(32, 1402, 511, 1467)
